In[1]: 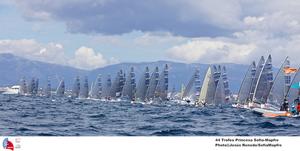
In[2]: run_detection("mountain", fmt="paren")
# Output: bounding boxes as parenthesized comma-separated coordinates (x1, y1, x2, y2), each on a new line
(0, 53, 87, 88)
(0, 53, 249, 93)
(89, 61, 248, 93)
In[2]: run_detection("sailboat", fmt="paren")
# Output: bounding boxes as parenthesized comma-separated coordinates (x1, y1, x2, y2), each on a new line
(196, 66, 216, 106)
(79, 76, 89, 99)
(44, 78, 51, 98)
(122, 67, 136, 101)
(181, 68, 201, 103)
(145, 67, 159, 102)
(222, 66, 231, 102)
(236, 61, 256, 107)
(56, 79, 65, 97)
(249, 56, 265, 103)
(33, 78, 39, 95)
(71, 76, 80, 98)
(110, 70, 124, 99)
(27, 78, 36, 95)
(90, 74, 102, 99)
(285, 67, 300, 107)
(252, 66, 299, 118)
(135, 67, 150, 102)
(19, 77, 27, 95)
(213, 74, 226, 105)
(266, 57, 291, 110)
(102, 75, 112, 100)
(252, 55, 273, 104)
(154, 64, 169, 101)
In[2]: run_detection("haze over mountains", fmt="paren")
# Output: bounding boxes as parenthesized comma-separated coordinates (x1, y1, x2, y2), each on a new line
(0, 53, 248, 93)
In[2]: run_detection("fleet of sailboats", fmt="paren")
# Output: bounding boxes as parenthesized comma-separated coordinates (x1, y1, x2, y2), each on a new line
(234, 54, 300, 117)
(8, 54, 300, 118)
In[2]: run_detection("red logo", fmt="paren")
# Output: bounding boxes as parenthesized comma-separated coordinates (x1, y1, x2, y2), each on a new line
(2, 138, 14, 151)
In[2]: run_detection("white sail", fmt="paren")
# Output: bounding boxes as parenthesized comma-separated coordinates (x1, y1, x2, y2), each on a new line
(56, 80, 65, 97)
(182, 68, 201, 100)
(80, 76, 89, 98)
(198, 67, 216, 105)
(136, 67, 150, 101)
(91, 74, 102, 99)
(145, 67, 159, 100)
(155, 64, 169, 100)
(102, 75, 112, 98)
(267, 57, 291, 109)
(89, 82, 94, 97)
(237, 61, 256, 104)
(122, 67, 136, 100)
(222, 66, 230, 101)
(72, 76, 80, 98)
(249, 56, 265, 101)
(110, 70, 122, 98)
(119, 70, 126, 97)
(214, 74, 226, 105)
(182, 69, 197, 98)
(212, 65, 221, 87)
(253, 55, 273, 103)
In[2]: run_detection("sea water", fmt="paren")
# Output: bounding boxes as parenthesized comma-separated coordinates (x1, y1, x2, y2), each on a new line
(0, 94, 300, 136)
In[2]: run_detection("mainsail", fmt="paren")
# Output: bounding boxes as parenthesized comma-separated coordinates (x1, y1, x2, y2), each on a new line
(145, 67, 159, 100)
(102, 75, 112, 98)
(80, 76, 89, 98)
(33, 78, 39, 95)
(56, 79, 65, 97)
(253, 55, 273, 103)
(136, 67, 150, 101)
(27, 78, 35, 95)
(249, 56, 265, 101)
(44, 78, 51, 98)
(214, 74, 225, 105)
(19, 77, 27, 95)
(182, 69, 200, 99)
(155, 64, 169, 100)
(89, 82, 94, 97)
(72, 76, 80, 98)
(110, 70, 123, 98)
(237, 61, 256, 104)
(198, 67, 216, 105)
(267, 57, 291, 109)
(213, 65, 221, 86)
(122, 67, 136, 100)
(91, 74, 102, 99)
(222, 66, 230, 101)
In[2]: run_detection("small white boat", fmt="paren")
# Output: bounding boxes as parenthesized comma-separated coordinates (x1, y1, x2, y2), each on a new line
(1, 85, 20, 95)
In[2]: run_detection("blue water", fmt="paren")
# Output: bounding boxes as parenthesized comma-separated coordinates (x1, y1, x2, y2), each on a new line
(1, 94, 300, 136)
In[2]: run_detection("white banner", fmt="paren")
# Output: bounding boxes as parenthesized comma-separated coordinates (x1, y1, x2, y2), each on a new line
(0, 136, 298, 151)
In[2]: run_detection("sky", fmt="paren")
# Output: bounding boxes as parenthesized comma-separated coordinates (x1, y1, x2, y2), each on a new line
(1, 0, 300, 70)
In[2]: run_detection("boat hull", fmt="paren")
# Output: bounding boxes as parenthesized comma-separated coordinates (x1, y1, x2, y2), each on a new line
(252, 107, 294, 117)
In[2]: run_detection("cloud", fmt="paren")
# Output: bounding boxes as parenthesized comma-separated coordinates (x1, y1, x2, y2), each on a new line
(0, 39, 116, 69)
(9, 0, 300, 67)
(0, 39, 67, 64)
(69, 46, 118, 69)
(13, 0, 244, 37)
(166, 39, 256, 64)
(13, 0, 300, 37)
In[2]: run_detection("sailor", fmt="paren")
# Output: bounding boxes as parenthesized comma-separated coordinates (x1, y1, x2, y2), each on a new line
(290, 97, 300, 115)
(291, 104, 297, 115)
(280, 99, 289, 111)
